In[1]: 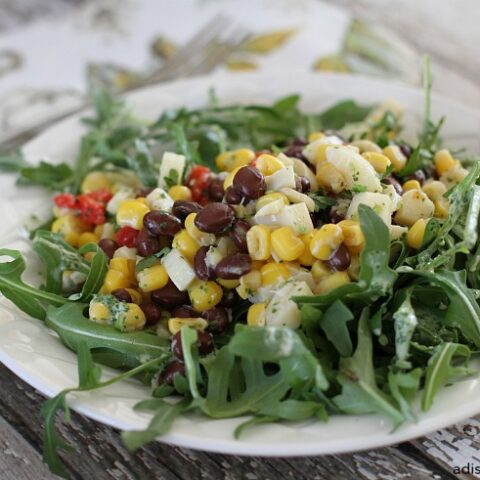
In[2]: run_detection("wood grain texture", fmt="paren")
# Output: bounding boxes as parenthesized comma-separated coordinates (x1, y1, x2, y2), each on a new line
(0, 365, 453, 480)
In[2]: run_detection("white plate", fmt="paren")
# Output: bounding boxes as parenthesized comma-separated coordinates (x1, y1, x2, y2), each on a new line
(1, 71, 480, 457)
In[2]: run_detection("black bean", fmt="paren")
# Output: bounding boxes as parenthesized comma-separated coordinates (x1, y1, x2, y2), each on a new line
(215, 253, 252, 279)
(329, 206, 345, 224)
(143, 210, 182, 237)
(283, 138, 307, 160)
(232, 166, 266, 200)
(230, 219, 250, 253)
(171, 331, 183, 359)
(194, 202, 235, 234)
(202, 307, 229, 334)
(136, 228, 160, 257)
(218, 288, 238, 307)
(300, 176, 311, 193)
(409, 169, 426, 185)
(325, 244, 351, 271)
(382, 176, 403, 195)
(194, 246, 215, 280)
(171, 330, 214, 360)
(172, 200, 203, 222)
(158, 360, 185, 385)
(141, 302, 162, 325)
(171, 305, 198, 318)
(399, 143, 413, 159)
(208, 177, 225, 202)
(224, 185, 243, 205)
(151, 280, 189, 308)
(111, 288, 132, 303)
(98, 238, 118, 259)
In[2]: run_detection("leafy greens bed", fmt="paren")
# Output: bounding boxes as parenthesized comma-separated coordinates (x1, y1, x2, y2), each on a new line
(0, 62, 480, 478)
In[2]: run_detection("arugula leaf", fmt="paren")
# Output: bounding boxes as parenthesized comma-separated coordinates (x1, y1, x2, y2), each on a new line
(135, 247, 171, 272)
(388, 368, 421, 422)
(17, 161, 73, 190)
(308, 192, 336, 212)
(162, 168, 179, 189)
(316, 100, 372, 130)
(318, 300, 354, 357)
(126, 139, 158, 187)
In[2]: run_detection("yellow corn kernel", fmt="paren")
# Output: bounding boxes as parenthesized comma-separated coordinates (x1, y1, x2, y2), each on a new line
(407, 218, 427, 250)
(260, 262, 290, 286)
(168, 317, 208, 335)
(247, 225, 272, 261)
(298, 232, 315, 266)
(116, 199, 150, 230)
(383, 145, 407, 172)
(216, 148, 255, 172)
(423, 181, 447, 201)
(110, 257, 136, 284)
(185, 213, 215, 246)
(271, 227, 305, 262)
(338, 220, 365, 255)
(53, 206, 69, 218)
(362, 152, 391, 174)
(256, 154, 284, 176)
(247, 303, 266, 327)
(403, 179, 421, 191)
(77, 232, 99, 248)
(434, 149, 458, 175)
(310, 224, 344, 260)
(136, 197, 148, 206)
(311, 260, 331, 282)
(351, 139, 382, 153)
(168, 185, 192, 202)
(137, 264, 169, 292)
(434, 199, 449, 219)
(172, 229, 200, 262)
(81, 171, 111, 193)
(94, 224, 104, 237)
(308, 131, 324, 143)
(94, 222, 116, 240)
(51, 214, 90, 247)
(237, 270, 262, 299)
(119, 303, 146, 331)
(315, 271, 351, 294)
(316, 162, 345, 194)
(255, 192, 289, 211)
(103, 269, 130, 293)
(188, 280, 223, 312)
(223, 166, 243, 190)
(125, 288, 142, 304)
(89, 301, 112, 325)
(217, 278, 240, 289)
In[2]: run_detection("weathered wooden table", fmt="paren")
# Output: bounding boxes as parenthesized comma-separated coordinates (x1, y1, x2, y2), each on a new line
(1, 1, 480, 479)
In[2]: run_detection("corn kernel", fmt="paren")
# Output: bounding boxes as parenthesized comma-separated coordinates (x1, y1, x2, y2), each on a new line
(247, 303, 266, 326)
(337, 220, 365, 255)
(255, 192, 289, 211)
(217, 148, 255, 172)
(116, 303, 146, 332)
(81, 171, 111, 193)
(168, 317, 208, 335)
(89, 301, 112, 324)
(51, 214, 90, 247)
(434, 199, 449, 219)
(103, 269, 130, 293)
(137, 264, 169, 292)
(237, 270, 262, 299)
(185, 213, 216, 246)
(423, 181, 447, 201)
(168, 185, 192, 202)
(260, 262, 290, 286)
(110, 257, 136, 284)
(256, 154, 284, 176)
(311, 260, 331, 281)
(383, 145, 407, 172)
(188, 279, 223, 312)
(313, 143, 337, 165)
(308, 131, 324, 143)
(351, 140, 382, 153)
(407, 218, 427, 249)
(434, 149, 458, 175)
(78, 232, 99, 248)
(125, 288, 142, 304)
(172, 229, 200, 262)
(271, 227, 305, 262)
(362, 152, 391, 174)
(310, 224, 344, 260)
(116, 199, 150, 230)
(316, 162, 345, 194)
(217, 278, 240, 289)
(298, 232, 316, 266)
(403, 179, 421, 191)
(223, 166, 243, 190)
(315, 271, 350, 294)
(246, 225, 271, 261)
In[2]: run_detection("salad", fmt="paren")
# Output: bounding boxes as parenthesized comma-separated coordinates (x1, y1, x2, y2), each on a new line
(1, 61, 480, 477)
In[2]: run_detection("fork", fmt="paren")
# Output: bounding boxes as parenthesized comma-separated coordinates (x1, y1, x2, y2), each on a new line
(0, 15, 250, 151)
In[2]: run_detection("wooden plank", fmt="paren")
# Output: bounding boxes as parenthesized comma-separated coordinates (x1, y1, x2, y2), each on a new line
(0, 365, 452, 480)
(0, 414, 56, 480)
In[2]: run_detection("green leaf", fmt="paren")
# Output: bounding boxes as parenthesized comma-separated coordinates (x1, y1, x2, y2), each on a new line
(316, 100, 372, 130)
(0, 150, 28, 172)
(307, 192, 336, 212)
(135, 247, 171, 272)
(18, 161, 73, 190)
(77, 342, 102, 389)
(126, 139, 158, 188)
(388, 368, 421, 421)
(319, 300, 354, 357)
(421, 343, 472, 411)
(393, 292, 417, 362)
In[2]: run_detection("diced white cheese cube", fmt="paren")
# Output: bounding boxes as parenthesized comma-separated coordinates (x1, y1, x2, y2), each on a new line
(276, 153, 295, 167)
(113, 246, 137, 260)
(347, 192, 393, 226)
(161, 249, 196, 291)
(280, 188, 316, 212)
(205, 246, 224, 270)
(146, 188, 174, 212)
(255, 198, 285, 217)
(327, 146, 382, 193)
(265, 165, 296, 190)
(276, 202, 314, 234)
(302, 135, 344, 163)
(158, 152, 186, 189)
(382, 184, 402, 211)
(106, 187, 134, 215)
